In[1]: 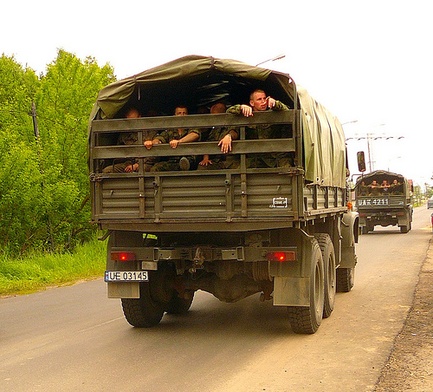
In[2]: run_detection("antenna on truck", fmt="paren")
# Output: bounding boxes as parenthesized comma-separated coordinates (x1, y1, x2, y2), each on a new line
(255, 54, 286, 67)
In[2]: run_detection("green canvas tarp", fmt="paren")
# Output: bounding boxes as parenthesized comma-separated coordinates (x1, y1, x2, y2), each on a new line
(89, 55, 346, 187)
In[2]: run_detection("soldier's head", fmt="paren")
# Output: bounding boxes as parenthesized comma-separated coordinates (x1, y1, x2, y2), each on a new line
(210, 102, 226, 114)
(125, 107, 141, 118)
(249, 89, 268, 112)
(174, 105, 188, 116)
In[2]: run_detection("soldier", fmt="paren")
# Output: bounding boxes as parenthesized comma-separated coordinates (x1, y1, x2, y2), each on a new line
(226, 89, 292, 168)
(358, 181, 368, 196)
(198, 102, 239, 170)
(390, 179, 403, 194)
(381, 179, 390, 193)
(369, 180, 381, 196)
(144, 105, 200, 171)
(103, 108, 151, 173)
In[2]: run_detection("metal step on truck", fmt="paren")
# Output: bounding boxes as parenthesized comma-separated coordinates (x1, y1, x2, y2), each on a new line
(88, 55, 359, 334)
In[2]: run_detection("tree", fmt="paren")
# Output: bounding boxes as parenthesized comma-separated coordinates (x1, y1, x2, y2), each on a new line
(0, 51, 115, 256)
(0, 55, 41, 254)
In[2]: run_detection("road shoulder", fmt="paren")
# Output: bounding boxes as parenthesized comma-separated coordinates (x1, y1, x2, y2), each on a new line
(374, 237, 433, 391)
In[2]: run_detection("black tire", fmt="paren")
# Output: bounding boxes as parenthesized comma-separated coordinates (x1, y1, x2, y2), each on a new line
(400, 225, 409, 233)
(315, 234, 336, 318)
(361, 226, 369, 235)
(121, 282, 164, 328)
(287, 239, 324, 334)
(336, 267, 354, 292)
(166, 291, 195, 314)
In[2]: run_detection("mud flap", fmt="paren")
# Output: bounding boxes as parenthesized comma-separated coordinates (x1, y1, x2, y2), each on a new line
(107, 282, 140, 298)
(340, 211, 359, 268)
(273, 276, 310, 306)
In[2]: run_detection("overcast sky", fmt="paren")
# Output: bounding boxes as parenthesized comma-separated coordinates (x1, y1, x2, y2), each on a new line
(2, 0, 432, 186)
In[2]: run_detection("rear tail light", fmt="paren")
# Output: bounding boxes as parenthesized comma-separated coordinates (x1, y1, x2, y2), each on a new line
(266, 251, 296, 262)
(111, 251, 136, 262)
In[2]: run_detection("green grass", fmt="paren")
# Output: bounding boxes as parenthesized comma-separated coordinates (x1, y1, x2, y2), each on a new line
(0, 238, 106, 296)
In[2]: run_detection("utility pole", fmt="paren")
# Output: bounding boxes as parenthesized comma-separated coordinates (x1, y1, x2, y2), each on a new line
(31, 101, 40, 139)
(346, 132, 404, 172)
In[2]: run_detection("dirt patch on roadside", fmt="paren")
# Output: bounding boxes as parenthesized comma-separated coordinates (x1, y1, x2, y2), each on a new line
(374, 239, 433, 391)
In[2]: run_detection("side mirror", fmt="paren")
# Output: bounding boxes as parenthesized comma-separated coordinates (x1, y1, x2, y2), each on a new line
(357, 151, 366, 172)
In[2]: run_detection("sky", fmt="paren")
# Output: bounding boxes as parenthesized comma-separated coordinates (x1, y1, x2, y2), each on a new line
(2, 0, 432, 186)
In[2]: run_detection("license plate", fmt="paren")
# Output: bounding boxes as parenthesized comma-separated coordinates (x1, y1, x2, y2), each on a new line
(104, 271, 149, 282)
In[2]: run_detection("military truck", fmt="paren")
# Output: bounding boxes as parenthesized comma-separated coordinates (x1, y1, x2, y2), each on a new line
(354, 170, 413, 233)
(88, 55, 359, 334)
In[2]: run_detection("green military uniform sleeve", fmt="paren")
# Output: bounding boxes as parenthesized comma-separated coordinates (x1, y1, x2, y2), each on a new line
(226, 104, 242, 115)
(207, 127, 231, 141)
(227, 102, 288, 113)
(155, 130, 170, 143)
(118, 132, 138, 145)
(156, 128, 200, 143)
(273, 100, 289, 111)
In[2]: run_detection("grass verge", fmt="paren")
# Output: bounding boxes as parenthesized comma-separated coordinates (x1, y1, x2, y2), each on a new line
(0, 238, 106, 297)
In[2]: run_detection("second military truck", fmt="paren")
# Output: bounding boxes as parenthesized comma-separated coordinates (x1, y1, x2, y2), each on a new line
(88, 55, 359, 334)
(354, 170, 413, 233)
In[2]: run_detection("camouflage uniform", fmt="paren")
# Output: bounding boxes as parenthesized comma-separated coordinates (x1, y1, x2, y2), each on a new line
(226, 101, 293, 168)
(150, 128, 200, 172)
(197, 126, 239, 170)
(142, 130, 160, 170)
(103, 130, 158, 173)
(102, 132, 138, 173)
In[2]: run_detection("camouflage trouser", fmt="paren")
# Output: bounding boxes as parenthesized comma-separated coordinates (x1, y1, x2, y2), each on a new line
(196, 156, 239, 170)
(204, 154, 293, 169)
(103, 159, 155, 173)
(275, 155, 293, 168)
(150, 156, 196, 172)
(245, 153, 293, 168)
(150, 160, 180, 172)
(102, 160, 135, 173)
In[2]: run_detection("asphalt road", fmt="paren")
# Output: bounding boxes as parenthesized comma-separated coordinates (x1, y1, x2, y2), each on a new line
(1, 207, 432, 392)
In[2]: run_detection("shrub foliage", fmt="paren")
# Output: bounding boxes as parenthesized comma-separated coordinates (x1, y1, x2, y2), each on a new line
(0, 50, 116, 256)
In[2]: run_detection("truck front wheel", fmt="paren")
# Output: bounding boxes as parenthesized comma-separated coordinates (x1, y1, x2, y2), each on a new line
(287, 239, 324, 334)
(121, 282, 164, 328)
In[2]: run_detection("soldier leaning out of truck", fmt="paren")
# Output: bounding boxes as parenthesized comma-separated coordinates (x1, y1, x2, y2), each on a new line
(362, 179, 403, 196)
(226, 89, 293, 168)
(144, 105, 201, 171)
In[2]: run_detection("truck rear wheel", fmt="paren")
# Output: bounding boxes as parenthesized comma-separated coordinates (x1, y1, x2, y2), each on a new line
(287, 239, 324, 334)
(121, 282, 164, 328)
(166, 291, 195, 314)
(315, 234, 336, 318)
(336, 267, 354, 292)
